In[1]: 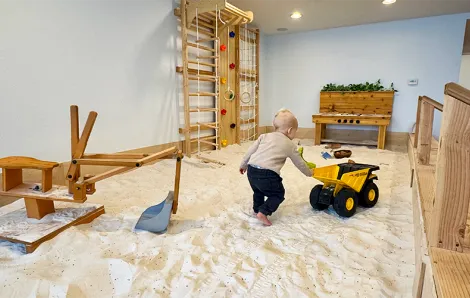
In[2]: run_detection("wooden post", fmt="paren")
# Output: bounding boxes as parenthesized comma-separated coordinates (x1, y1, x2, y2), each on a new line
(181, 0, 192, 156)
(172, 150, 183, 214)
(417, 101, 434, 165)
(235, 25, 241, 144)
(69, 105, 80, 193)
(42, 169, 53, 192)
(314, 123, 323, 145)
(414, 96, 422, 148)
(378, 125, 387, 150)
(255, 29, 260, 139)
(429, 83, 470, 251)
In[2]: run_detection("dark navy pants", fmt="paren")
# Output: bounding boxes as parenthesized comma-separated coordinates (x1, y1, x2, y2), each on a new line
(247, 165, 285, 216)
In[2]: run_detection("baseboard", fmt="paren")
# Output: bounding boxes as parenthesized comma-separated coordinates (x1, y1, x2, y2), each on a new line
(259, 126, 408, 150)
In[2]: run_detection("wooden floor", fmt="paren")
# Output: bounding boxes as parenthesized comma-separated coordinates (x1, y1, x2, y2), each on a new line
(409, 134, 470, 298)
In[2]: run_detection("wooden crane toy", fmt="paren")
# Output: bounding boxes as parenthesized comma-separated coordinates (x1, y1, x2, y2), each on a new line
(0, 105, 182, 253)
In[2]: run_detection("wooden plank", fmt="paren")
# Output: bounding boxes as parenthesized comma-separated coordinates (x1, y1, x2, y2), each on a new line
(2, 169, 22, 192)
(187, 42, 217, 53)
(179, 122, 218, 133)
(417, 101, 434, 165)
(0, 182, 84, 203)
(312, 114, 391, 126)
(429, 94, 470, 251)
(431, 247, 470, 298)
(24, 198, 55, 219)
(319, 91, 394, 114)
(0, 157, 59, 170)
(188, 60, 217, 67)
(422, 96, 443, 112)
(463, 19, 470, 55)
(414, 96, 422, 149)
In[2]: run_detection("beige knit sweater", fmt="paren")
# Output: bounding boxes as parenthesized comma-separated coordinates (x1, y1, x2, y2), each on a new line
(240, 132, 313, 177)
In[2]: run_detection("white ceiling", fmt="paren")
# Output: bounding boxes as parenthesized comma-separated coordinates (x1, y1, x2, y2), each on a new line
(230, 0, 470, 35)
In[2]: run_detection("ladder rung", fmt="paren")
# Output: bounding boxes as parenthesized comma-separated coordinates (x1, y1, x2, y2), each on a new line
(188, 76, 216, 82)
(190, 136, 217, 143)
(188, 60, 217, 67)
(197, 55, 219, 59)
(189, 92, 217, 97)
(199, 140, 219, 147)
(188, 42, 216, 53)
(189, 108, 218, 112)
(196, 37, 219, 43)
(197, 122, 218, 129)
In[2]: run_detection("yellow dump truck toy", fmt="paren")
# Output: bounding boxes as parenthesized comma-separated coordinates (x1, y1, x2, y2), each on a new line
(310, 163, 380, 217)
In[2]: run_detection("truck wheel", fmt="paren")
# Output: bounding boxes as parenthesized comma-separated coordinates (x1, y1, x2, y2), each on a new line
(359, 181, 379, 208)
(333, 189, 357, 217)
(310, 184, 329, 210)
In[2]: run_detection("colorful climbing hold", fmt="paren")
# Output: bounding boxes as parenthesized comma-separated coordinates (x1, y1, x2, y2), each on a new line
(229, 63, 236, 69)
(221, 109, 227, 115)
(230, 123, 236, 129)
(220, 77, 227, 84)
(221, 139, 228, 147)
(220, 44, 227, 51)
(229, 31, 236, 38)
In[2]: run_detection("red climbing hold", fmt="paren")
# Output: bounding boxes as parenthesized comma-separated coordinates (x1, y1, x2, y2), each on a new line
(221, 109, 227, 115)
(229, 63, 236, 69)
(220, 44, 227, 51)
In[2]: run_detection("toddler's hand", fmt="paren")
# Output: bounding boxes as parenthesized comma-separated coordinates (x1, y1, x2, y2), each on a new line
(240, 168, 246, 175)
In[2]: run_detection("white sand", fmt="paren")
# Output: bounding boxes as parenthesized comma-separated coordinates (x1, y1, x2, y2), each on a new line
(0, 141, 414, 297)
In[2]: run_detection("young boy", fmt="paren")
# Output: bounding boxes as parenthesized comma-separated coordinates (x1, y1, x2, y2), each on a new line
(239, 109, 316, 226)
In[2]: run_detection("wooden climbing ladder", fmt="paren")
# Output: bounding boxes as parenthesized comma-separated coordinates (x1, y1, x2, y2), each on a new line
(175, 0, 253, 157)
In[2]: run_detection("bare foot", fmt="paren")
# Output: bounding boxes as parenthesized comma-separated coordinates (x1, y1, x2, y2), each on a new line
(256, 212, 272, 226)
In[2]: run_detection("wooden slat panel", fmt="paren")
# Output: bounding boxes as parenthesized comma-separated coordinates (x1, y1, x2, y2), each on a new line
(431, 248, 470, 298)
(319, 91, 394, 114)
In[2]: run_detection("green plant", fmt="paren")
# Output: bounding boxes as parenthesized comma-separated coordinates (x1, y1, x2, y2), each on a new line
(321, 80, 397, 92)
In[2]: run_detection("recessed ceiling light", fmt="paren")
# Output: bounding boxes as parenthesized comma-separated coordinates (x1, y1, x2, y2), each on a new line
(290, 11, 302, 19)
(382, 0, 396, 4)
(277, 28, 288, 32)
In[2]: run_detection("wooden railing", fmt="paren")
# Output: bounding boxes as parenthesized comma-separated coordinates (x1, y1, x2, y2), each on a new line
(411, 82, 470, 298)
(414, 96, 443, 165)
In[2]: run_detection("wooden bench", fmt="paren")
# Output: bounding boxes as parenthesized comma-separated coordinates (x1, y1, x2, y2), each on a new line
(0, 156, 60, 219)
(312, 91, 394, 149)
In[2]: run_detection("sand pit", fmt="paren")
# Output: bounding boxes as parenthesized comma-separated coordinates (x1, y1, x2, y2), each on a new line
(0, 141, 414, 297)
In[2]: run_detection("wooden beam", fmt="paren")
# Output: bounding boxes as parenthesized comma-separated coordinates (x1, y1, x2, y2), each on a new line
(66, 110, 98, 181)
(235, 24, 240, 144)
(83, 167, 133, 185)
(417, 101, 434, 165)
(176, 66, 215, 77)
(255, 28, 260, 139)
(181, 0, 191, 156)
(82, 153, 149, 159)
(463, 19, 470, 55)
(69, 105, 80, 192)
(136, 147, 177, 166)
(422, 96, 444, 112)
(74, 159, 140, 167)
(429, 92, 470, 251)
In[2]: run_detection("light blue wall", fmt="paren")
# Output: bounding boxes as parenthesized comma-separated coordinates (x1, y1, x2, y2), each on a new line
(263, 13, 470, 136)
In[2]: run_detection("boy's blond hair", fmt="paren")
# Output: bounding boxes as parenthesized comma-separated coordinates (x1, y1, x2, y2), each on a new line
(273, 108, 298, 132)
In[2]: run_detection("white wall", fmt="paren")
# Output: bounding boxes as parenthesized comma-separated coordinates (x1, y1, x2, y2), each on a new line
(263, 13, 470, 137)
(459, 55, 470, 89)
(0, 0, 180, 162)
